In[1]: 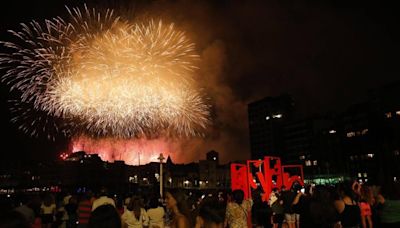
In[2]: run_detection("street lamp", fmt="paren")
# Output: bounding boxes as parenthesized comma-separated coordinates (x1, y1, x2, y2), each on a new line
(158, 153, 165, 198)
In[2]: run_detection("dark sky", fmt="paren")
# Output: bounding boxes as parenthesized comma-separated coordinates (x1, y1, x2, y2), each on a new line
(1, 0, 399, 163)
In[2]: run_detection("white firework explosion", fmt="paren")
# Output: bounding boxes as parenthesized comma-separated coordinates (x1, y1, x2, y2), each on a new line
(0, 5, 210, 139)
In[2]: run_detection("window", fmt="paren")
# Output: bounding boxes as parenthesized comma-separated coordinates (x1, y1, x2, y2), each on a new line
(367, 153, 374, 158)
(361, 129, 369, 135)
(265, 116, 270, 120)
(385, 112, 392, 118)
(272, 114, 282, 119)
(305, 160, 311, 166)
(358, 173, 362, 178)
(347, 132, 356, 138)
(299, 155, 306, 160)
(329, 129, 336, 134)
(396, 111, 400, 116)
(313, 160, 318, 166)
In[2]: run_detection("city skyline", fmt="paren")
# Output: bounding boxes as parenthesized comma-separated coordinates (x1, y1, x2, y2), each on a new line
(1, 0, 399, 164)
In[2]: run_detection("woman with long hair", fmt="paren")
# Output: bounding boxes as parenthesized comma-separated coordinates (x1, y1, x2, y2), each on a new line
(121, 196, 149, 228)
(164, 189, 192, 228)
(334, 181, 361, 228)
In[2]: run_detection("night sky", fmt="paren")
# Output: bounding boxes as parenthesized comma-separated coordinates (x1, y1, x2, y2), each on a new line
(1, 0, 399, 164)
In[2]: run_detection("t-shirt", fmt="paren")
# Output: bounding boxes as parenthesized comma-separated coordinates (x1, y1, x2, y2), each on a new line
(121, 208, 149, 228)
(225, 199, 253, 228)
(41, 204, 56, 215)
(147, 207, 165, 228)
(92, 196, 116, 211)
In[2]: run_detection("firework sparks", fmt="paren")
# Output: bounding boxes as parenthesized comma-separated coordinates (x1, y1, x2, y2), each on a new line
(0, 5, 210, 140)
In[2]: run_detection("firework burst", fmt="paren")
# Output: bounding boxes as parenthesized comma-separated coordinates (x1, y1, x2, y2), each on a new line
(0, 5, 210, 139)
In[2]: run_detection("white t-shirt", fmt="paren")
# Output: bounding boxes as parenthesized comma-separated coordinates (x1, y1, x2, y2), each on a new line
(147, 206, 165, 228)
(121, 208, 149, 228)
(92, 196, 116, 211)
(41, 203, 56, 215)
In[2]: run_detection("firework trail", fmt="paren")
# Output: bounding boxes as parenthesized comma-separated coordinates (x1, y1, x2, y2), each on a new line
(0, 5, 210, 140)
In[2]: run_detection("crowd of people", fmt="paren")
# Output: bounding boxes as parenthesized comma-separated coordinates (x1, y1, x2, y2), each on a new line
(0, 180, 399, 228)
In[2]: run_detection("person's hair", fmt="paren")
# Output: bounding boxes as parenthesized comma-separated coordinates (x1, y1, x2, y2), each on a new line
(43, 194, 54, 207)
(127, 196, 142, 220)
(0, 210, 31, 228)
(166, 189, 193, 226)
(88, 204, 121, 228)
(291, 181, 302, 192)
(360, 185, 374, 204)
(198, 196, 226, 226)
(309, 185, 338, 226)
(83, 191, 93, 201)
(337, 181, 356, 200)
(232, 189, 244, 205)
(99, 187, 109, 197)
(148, 196, 160, 209)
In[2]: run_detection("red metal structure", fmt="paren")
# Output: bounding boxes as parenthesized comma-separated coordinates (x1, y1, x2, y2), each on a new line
(231, 156, 304, 202)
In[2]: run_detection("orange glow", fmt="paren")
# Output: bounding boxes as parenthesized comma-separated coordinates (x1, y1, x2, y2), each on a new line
(69, 135, 185, 165)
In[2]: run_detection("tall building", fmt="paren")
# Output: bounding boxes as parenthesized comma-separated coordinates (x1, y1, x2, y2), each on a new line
(248, 94, 295, 159)
(247, 82, 400, 184)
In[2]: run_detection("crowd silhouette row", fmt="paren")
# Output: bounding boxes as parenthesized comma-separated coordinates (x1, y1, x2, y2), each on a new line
(0, 180, 399, 228)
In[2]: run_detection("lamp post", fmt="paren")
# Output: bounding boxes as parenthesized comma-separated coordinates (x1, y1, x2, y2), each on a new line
(158, 153, 165, 198)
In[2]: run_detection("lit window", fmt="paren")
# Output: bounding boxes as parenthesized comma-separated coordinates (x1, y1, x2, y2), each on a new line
(385, 112, 392, 118)
(143, 178, 148, 181)
(362, 129, 369, 135)
(394, 177, 398, 182)
(313, 160, 318, 166)
(347, 132, 356, 138)
(367, 153, 374, 158)
(365, 178, 368, 182)
(358, 173, 362, 178)
(329, 130, 336, 134)
(363, 173, 368, 177)
(396, 111, 400, 116)
(272, 114, 282, 119)
(305, 160, 311, 166)
(394, 150, 400, 156)
(299, 155, 306, 160)
(265, 116, 270, 120)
